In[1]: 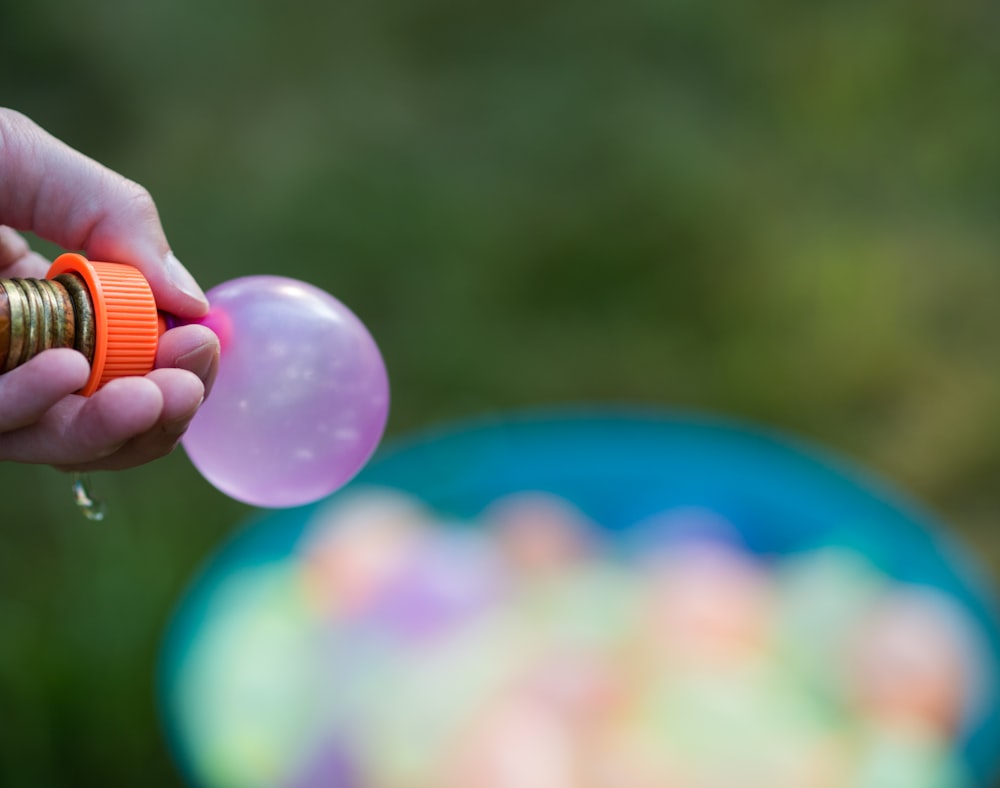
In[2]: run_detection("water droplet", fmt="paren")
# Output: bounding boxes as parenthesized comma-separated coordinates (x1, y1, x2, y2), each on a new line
(71, 473, 106, 521)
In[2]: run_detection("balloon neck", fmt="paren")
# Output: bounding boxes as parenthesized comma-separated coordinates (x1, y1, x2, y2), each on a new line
(163, 305, 232, 352)
(157, 311, 174, 336)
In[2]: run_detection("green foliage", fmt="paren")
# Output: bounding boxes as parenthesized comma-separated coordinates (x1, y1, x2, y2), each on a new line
(2, 0, 1000, 783)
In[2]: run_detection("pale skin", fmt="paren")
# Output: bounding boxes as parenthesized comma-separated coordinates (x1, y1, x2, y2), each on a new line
(0, 108, 220, 470)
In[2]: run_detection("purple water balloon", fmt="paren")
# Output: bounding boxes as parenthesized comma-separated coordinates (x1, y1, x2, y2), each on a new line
(181, 276, 389, 508)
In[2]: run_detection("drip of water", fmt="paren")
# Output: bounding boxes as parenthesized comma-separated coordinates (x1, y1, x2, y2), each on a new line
(71, 472, 106, 521)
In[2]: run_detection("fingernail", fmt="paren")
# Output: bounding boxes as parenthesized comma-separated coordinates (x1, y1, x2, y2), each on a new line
(165, 252, 209, 308)
(163, 396, 204, 436)
(176, 340, 219, 394)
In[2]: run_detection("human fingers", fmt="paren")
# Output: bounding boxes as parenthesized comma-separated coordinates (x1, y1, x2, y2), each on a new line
(51, 327, 217, 471)
(0, 376, 163, 466)
(0, 108, 209, 319)
(155, 324, 220, 399)
(0, 225, 51, 278)
(60, 367, 204, 472)
(0, 349, 89, 432)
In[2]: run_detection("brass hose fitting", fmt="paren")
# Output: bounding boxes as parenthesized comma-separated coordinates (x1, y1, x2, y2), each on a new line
(0, 254, 162, 395)
(0, 273, 96, 373)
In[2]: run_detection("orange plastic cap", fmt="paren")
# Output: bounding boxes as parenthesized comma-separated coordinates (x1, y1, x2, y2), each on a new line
(47, 253, 160, 396)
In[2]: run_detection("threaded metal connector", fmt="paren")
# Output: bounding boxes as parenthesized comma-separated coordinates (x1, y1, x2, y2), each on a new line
(0, 273, 96, 373)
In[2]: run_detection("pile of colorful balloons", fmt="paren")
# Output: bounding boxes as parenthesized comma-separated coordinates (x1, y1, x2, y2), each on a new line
(168, 489, 987, 787)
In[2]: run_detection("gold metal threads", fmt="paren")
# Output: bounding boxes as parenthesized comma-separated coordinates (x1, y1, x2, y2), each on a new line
(40, 278, 68, 350)
(0, 277, 90, 371)
(38, 279, 57, 349)
(21, 280, 43, 361)
(55, 273, 95, 363)
(18, 279, 48, 363)
(17, 280, 38, 363)
(1, 280, 27, 373)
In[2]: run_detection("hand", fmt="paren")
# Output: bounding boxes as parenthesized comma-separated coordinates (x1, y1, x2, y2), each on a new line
(0, 108, 219, 470)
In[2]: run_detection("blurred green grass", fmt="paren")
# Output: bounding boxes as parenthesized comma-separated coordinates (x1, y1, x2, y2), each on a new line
(3, 0, 1000, 783)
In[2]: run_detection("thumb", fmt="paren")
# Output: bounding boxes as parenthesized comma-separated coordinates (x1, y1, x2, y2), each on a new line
(0, 108, 209, 318)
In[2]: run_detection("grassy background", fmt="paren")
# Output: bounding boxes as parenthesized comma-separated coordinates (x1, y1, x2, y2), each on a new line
(2, 0, 1000, 783)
